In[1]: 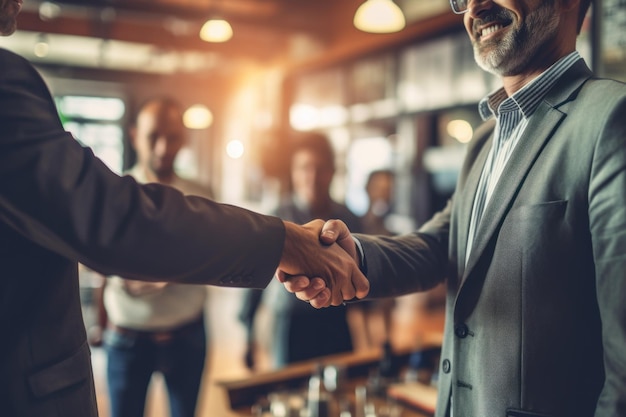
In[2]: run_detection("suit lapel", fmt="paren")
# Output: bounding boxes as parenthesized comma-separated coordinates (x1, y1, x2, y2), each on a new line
(463, 105, 564, 275)
(454, 123, 494, 279)
(458, 60, 594, 290)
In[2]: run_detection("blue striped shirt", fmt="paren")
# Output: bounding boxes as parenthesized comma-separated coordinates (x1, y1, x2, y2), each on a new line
(465, 51, 582, 264)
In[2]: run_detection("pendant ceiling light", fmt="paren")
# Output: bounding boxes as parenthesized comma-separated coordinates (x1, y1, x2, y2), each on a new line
(353, 0, 406, 34)
(183, 104, 213, 129)
(199, 18, 233, 43)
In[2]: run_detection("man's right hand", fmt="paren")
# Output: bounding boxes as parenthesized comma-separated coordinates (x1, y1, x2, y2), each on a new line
(277, 219, 369, 308)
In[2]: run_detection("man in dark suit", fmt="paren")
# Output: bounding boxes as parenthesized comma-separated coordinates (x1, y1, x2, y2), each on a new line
(0, 2, 368, 416)
(286, 0, 626, 416)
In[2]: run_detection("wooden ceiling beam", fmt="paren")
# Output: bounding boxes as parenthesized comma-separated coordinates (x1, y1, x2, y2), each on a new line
(16, 10, 298, 64)
(17, 1, 461, 74)
(286, 12, 462, 74)
(32, 0, 335, 38)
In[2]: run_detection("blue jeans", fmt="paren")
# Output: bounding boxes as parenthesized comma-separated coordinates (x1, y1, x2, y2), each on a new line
(104, 317, 207, 417)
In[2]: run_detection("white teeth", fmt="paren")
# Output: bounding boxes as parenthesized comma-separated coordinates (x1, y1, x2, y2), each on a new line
(481, 24, 503, 37)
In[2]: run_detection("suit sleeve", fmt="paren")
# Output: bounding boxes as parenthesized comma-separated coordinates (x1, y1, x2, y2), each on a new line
(588, 90, 626, 415)
(355, 199, 451, 298)
(0, 49, 284, 288)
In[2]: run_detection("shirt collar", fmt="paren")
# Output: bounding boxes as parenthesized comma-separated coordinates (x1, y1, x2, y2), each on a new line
(478, 51, 582, 121)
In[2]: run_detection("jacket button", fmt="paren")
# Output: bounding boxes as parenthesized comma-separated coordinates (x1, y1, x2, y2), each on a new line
(455, 323, 469, 338)
(442, 359, 451, 374)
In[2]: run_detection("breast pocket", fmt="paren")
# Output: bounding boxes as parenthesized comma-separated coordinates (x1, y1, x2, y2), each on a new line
(510, 200, 568, 248)
(507, 200, 570, 276)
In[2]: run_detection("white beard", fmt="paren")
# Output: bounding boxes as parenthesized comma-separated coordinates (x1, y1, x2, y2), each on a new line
(473, 3, 560, 76)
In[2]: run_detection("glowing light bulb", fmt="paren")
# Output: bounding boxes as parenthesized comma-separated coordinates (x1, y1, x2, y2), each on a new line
(199, 19, 233, 43)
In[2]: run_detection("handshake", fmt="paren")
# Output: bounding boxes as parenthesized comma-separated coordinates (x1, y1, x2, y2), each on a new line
(277, 219, 370, 309)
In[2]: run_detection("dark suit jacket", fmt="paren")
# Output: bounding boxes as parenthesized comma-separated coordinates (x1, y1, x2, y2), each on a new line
(357, 60, 626, 417)
(0, 48, 285, 416)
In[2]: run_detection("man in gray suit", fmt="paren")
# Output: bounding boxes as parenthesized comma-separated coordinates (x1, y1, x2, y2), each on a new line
(285, 0, 626, 416)
(0, 2, 367, 416)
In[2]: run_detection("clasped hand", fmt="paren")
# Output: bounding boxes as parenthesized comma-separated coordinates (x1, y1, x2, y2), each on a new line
(277, 219, 369, 308)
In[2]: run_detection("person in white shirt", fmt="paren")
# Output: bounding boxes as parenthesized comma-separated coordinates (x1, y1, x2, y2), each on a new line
(92, 97, 213, 417)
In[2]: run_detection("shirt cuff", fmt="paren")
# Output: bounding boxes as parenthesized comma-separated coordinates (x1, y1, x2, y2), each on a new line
(352, 236, 367, 275)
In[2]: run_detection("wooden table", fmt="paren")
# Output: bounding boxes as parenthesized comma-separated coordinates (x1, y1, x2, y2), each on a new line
(216, 346, 440, 417)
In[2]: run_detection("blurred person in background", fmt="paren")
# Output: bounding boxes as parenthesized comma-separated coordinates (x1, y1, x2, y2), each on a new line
(239, 132, 362, 369)
(0, 3, 368, 416)
(360, 169, 395, 236)
(90, 97, 213, 417)
(348, 169, 397, 351)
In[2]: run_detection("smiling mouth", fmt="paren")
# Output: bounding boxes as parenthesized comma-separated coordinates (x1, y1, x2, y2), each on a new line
(474, 10, 513, 40)
(481, 24, 503, 37)
(477, 18, 514, 41)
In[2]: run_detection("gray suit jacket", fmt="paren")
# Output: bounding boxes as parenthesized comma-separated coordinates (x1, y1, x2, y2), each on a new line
(358, 60, 626, 417)
(0, 48, 285, 416)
